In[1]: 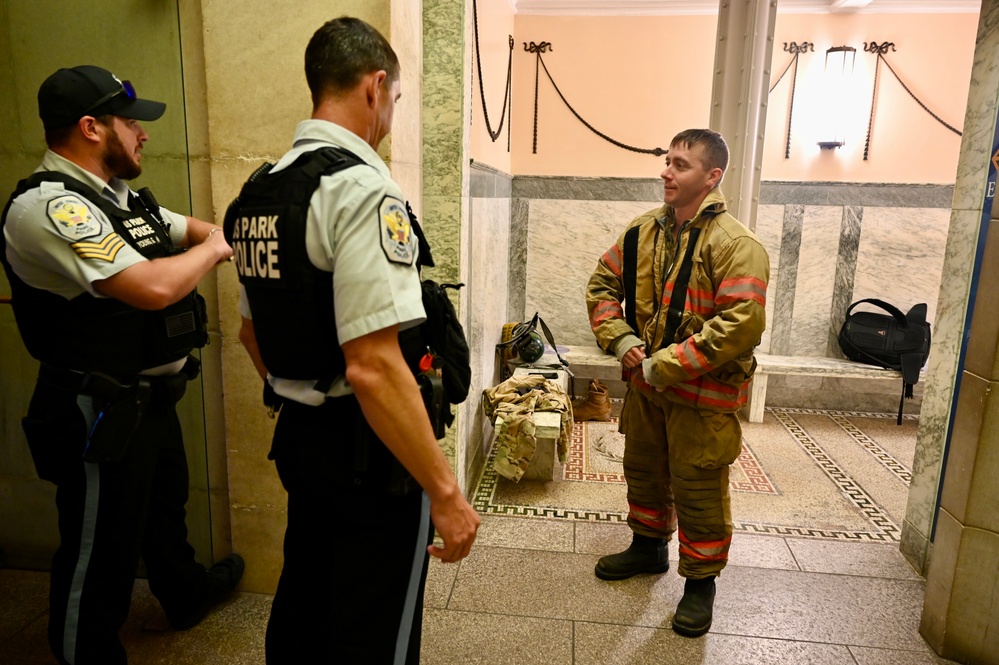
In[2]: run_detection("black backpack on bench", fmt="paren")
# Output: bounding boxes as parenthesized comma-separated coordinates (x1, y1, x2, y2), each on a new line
(837, 298, 931, 424)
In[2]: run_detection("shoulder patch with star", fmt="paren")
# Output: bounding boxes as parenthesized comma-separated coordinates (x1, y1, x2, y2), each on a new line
(379, 195, 415, 266)
(46, 195, 103, 241)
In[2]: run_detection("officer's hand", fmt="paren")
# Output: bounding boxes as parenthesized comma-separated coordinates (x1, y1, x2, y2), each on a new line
(207, 228, 234, 264)
(621, 345, 646, 369)
(427, 490, 480, 563)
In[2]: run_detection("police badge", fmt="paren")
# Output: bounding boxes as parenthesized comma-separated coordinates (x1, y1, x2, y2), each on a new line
(47, 195, 103, 241)
(379, 196, 415, 265)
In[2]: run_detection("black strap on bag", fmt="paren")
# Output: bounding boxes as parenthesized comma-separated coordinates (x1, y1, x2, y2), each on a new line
(623, 225, 701, 351)
(406, 207, 471, 406)
(536, 315, 569, 369)
(838, 298, 931, 425)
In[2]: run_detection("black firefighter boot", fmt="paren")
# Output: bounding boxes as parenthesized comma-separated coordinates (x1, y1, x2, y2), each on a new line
(671, 576, 716, 637)
(594, 533, 669, 580)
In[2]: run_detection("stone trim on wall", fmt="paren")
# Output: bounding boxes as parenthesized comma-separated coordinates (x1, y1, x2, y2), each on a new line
(503, 174, 955, 209)
(513, 176, 662, 202)
(470, 160, 512, 198)
(761, 182, 954, 208)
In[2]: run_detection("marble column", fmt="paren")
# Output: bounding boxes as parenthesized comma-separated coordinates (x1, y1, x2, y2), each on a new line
(709, 0, 778, 232)
(423, 0, 471, 490)
(916, 0, 999, 661)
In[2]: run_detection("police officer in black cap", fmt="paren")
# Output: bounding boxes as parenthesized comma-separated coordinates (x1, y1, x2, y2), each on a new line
(1, 65, 242, 664)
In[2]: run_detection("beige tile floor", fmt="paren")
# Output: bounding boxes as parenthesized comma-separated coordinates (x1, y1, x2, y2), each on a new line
(0, 408, 960, 664)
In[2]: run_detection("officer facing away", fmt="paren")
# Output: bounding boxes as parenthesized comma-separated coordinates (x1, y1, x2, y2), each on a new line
(0, 66, 242, 664)
(228, 17, 479, 664)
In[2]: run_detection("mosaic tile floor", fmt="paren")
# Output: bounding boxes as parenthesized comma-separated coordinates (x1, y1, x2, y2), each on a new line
(474, 407, 919, 542)
(1, 407, 958, 664)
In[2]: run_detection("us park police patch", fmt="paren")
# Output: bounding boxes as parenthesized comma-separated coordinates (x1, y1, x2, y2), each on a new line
(47, 195, 102, 241)
(379, 196, 415, 265)
(231, 210, 282, 280)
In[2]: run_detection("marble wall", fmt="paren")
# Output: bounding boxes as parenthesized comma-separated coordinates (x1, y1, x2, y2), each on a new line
(423, 0, 470, 490)
(467, 162, 513, 485)
(916, 0, 999, 658)
(510, 178, 953, 413)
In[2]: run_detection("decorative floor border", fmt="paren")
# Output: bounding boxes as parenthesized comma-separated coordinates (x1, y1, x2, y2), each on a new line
(770, 410, 901, 542)
(474, 409, 907, 542)
(829, 413, 912, 485)
(733, 522, 902, 542)
(731, 442, 779, 495)
(767, 406, 919, 421)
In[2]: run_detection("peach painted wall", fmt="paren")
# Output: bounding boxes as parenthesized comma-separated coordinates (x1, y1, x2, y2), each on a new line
(469, 11, 977, 183)
(511, 15, 716, 177)
(764, 13, 976, 183)
(470, 0, 515, 171)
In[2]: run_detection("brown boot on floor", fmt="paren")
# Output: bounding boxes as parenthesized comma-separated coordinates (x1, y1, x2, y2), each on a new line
(572, 379, 612, 422)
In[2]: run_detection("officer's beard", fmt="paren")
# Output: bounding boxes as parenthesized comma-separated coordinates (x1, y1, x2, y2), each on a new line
(101, 128, 142, 181)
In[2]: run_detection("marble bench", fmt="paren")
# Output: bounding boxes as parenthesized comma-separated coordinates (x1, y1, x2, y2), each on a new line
(747, 353, 907, 423)
(555, 345, 621, 383)
(553, 346, 908, 424)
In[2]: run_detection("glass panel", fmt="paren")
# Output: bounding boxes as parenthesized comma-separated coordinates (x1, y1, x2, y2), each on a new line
(0, 0, 213, 567)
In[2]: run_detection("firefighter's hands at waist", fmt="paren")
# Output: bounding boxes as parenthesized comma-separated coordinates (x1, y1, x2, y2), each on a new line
(621, 345, 646, 369)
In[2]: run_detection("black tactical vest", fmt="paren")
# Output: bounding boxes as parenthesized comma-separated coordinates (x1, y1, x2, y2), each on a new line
(224, 146, 415, 386)
(0, 173, 208, 375)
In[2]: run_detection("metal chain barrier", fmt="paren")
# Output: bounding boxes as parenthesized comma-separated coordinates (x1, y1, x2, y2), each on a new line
(864, 41, 962, 161)
(864, 49, 881, 161)
(526, 42, 666, 156)
(472, 0, 513, 146)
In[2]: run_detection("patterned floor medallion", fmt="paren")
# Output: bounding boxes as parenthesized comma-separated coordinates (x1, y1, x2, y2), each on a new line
(473, 407, 918, 542)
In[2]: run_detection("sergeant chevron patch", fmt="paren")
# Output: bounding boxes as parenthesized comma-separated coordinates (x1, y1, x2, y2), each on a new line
(71, 232, 126, 261)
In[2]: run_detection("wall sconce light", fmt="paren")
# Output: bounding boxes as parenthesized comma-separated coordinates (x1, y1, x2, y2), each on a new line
(817, 45, 857, 149)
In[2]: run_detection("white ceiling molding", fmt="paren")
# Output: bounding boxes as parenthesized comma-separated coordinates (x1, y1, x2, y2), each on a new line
(511, 0, 981, 15)
(830, 0, 875, 9)
(513, 0, 720, 14)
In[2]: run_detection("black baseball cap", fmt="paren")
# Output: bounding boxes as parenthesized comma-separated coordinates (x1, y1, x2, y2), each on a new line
(37, 65, 166, 131)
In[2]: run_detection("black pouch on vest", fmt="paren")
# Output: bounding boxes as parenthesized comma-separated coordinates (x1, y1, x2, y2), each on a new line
(418, 370, 446, 440)
(82, 376, 153, 463)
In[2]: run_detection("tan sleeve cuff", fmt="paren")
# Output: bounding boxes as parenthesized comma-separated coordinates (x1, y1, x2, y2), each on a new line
(612, 334, 644, 361)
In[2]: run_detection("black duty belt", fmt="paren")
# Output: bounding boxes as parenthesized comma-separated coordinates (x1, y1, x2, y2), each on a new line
(38, 356, 201, 402)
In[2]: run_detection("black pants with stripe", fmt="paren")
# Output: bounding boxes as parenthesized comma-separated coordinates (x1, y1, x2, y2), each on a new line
(24, 375, 207, 665)
(265, 398, 434, 665)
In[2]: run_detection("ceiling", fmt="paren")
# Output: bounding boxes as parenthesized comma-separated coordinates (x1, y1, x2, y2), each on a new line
(509, 0, 981, 14)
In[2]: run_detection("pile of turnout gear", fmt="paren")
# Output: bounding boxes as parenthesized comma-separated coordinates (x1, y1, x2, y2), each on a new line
(482, 374, 572, 482)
